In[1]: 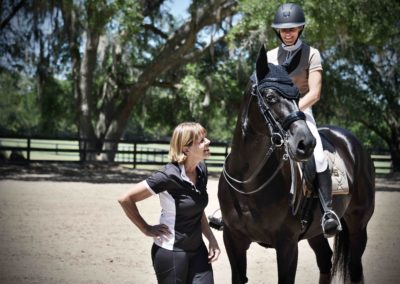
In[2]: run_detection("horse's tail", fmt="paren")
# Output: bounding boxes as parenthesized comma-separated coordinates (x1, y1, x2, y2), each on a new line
(331, 220, 350, 282)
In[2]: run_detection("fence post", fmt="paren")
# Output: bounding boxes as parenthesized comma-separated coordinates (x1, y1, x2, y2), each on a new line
(82, 139, 87, 163)
(133, 142, 137, 169)
(27, 137, 31, 162)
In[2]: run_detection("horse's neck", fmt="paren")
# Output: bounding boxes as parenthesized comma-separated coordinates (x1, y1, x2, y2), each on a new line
(230, 133, 282, 177)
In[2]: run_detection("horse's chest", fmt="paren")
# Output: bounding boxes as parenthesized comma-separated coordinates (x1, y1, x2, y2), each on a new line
(229, 199, 290, 240)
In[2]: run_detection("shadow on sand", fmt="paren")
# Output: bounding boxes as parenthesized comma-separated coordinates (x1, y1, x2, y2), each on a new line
(0, 163, 153, 184)
(0, 163, 398, 190)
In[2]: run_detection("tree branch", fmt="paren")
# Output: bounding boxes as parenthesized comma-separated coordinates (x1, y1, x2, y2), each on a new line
(113, 0, 237, 138)
(152, 81, 179, 89)
(0, 0, 25, 30)
(182, 34, 227, 64)
(142, 23, 168, 39)
(133, 0, 237, 90)
(356, 115, 390, 144)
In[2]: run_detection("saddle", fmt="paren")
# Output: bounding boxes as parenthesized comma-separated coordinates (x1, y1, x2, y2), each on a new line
(299, 141, 349, 197)
(297, 147, 349, 235)
(301, 150, 349, 197)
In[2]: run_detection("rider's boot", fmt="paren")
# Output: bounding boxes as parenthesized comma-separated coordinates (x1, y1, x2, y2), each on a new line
(317, 167, 342, 238)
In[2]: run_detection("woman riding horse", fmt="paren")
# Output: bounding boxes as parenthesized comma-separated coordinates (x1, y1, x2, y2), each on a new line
(267, 2, 340, 237)
(215, 4, 375, 283)
(218, 43, 375, 283)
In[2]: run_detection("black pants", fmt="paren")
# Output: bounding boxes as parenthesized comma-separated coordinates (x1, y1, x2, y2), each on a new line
(151, 243, 214, 284)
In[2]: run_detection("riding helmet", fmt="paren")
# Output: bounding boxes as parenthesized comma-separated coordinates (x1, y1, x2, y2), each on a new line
(271, 3, 305, 29)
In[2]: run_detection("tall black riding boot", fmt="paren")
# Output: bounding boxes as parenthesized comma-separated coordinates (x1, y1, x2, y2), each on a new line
(317, 167, 342, 238)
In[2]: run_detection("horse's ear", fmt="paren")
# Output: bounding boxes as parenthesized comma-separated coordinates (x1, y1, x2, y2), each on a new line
(256, 44, 269, 83)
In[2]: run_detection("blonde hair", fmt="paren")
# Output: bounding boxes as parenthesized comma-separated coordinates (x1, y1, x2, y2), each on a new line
(168, 122, 207, 163)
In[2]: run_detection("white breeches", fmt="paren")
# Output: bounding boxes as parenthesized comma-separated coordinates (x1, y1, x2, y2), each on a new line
(304, 108, 328, 173)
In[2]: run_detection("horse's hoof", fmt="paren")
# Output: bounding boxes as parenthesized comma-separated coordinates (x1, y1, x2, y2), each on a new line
(351, 275, 365, 284)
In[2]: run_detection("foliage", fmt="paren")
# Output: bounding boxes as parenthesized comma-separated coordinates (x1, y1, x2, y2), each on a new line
(229, 0, 399, 169)
(0, 68, 76, 136)
(309, 0, 400, 169)
(0, 0, 399, 169)
(125, 42, 251, 142)
(0, 70, 39, 134)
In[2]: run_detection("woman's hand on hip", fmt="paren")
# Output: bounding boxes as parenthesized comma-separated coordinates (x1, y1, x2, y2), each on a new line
(144, 223, 171, 241)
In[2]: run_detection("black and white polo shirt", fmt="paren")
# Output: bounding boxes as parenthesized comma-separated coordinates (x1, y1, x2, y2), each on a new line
(143, 162, 209, 252)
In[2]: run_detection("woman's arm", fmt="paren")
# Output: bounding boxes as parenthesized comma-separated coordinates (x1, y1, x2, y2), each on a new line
(201, 212, 220, 263)
(299, 70, 322, 111)
(118, 182, 170, 239)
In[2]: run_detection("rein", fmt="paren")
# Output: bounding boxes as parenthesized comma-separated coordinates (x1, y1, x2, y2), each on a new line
(222, 142, 287, 195)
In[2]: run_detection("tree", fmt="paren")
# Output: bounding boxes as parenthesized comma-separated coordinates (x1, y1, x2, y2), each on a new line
(307, 0, 400, 171)
(0, 69, 40, 134)
(1, 0, 238, 160)
(0, 0, 75, 136)
(2, 0, 399, 171)
(61, 0, 238, 160)
(230, 0, 400, 171)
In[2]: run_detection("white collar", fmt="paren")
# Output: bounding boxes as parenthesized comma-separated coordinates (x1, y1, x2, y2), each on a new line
(281, 39, 302, 52)
(179, 164, 193, 185)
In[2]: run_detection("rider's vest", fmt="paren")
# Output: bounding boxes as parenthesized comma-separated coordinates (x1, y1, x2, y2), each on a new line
(267, 43, 322, 97)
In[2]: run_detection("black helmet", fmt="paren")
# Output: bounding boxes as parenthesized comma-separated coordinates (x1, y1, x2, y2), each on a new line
(272, 3, 305, 29)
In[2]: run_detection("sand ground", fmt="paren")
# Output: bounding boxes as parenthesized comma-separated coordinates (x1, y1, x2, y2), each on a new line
(0, 166, 399, 284)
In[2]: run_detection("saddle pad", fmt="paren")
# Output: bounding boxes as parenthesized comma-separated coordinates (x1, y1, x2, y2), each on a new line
(324, 150, 349, 195)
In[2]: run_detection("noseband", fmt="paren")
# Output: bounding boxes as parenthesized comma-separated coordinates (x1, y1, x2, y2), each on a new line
(252, 83, 305, 145)
(222, 80, 306, 196)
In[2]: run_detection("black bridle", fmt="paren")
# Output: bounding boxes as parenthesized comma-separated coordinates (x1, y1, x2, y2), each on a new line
(222, 80, 306, 195)
(252, 83, 306, 147)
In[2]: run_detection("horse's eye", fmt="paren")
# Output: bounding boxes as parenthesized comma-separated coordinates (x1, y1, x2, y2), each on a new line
(266, 93, 279, 104)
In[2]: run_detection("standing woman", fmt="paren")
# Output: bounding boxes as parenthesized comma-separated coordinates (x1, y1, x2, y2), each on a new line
(267, 3, 341, 237)
(118, 122, 220, 283)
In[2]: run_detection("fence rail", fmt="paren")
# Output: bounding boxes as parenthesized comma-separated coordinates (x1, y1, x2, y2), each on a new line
(0, 136, 392, 174)
(370, 154, 393, 175)
(0, 136, 230, 171)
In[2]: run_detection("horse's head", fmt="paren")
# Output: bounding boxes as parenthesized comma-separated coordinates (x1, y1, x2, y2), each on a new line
(243, 45, 315, 162)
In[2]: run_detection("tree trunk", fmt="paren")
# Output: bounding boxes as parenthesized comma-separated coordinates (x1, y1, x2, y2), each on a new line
(78, 18, 101, 161)
(388, 113, 400, 172)
(390, 147, 400, 172)
(61, 0, 237, 162)
(62, 1, 108, 162)
(96, 0, 237, 162)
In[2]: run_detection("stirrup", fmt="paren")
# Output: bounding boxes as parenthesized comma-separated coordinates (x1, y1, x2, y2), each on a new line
(208, 216, 224, 231)
(321, 210, 342, 237)
(208, 209, 224, 231)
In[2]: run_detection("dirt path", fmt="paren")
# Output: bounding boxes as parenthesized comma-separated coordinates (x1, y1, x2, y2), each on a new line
(0, 172, 399, 283)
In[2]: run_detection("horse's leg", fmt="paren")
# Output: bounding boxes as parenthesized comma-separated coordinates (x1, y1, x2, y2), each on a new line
(333, 217, 368, 284)
(276, 239, 299, 284)
(307, 234, 333, 284)
(346, 221, 368, 283)
(349, 230, 367, 283)
(223, 227, 251, 284)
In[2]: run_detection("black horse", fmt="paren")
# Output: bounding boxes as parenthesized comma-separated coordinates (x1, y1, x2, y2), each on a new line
(218, 45, 375, 284)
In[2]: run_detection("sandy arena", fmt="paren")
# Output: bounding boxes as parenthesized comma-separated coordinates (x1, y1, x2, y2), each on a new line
(0, 165, 399, 284)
